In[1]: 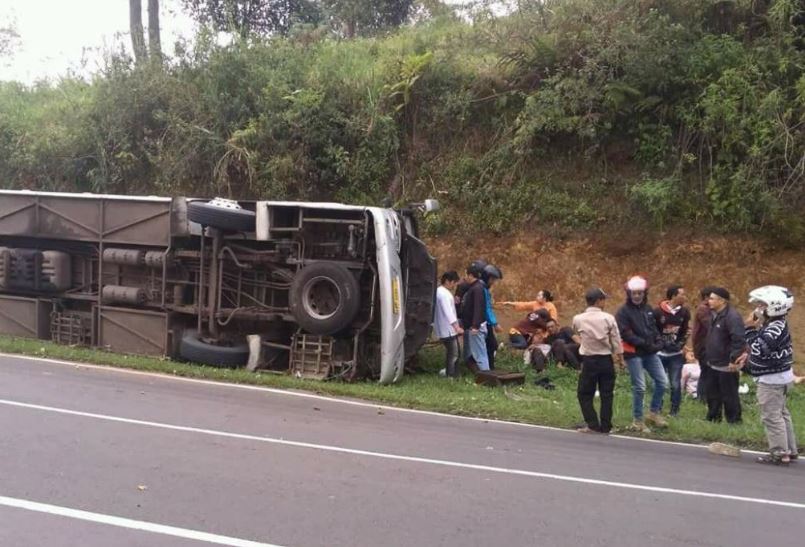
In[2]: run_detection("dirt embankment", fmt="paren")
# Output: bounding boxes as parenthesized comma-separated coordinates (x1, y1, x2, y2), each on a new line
(427, 232, 805, 371)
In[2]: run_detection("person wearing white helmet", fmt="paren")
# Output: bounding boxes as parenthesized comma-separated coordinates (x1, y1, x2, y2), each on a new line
(615, 275, 669, 432)
(740, 285, 798, 465)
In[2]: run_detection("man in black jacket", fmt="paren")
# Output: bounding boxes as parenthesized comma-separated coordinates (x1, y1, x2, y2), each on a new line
(616, 276, 669, 432)
(655, 285, 691, 416)
(460, 262, 489, 372)
(703, 287, 745, 423)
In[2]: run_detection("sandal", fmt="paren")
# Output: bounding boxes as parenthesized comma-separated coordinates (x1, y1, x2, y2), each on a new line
(756, 454, 790, 466)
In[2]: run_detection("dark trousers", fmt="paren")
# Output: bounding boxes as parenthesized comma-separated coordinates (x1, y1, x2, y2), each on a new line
(705, 368, 742, 423)
(441, 336, 460, 378)
(485, 329, 497, 370)
(577, 354, 616, 433)
(552, 340, 580, 369)
(697, 362, 709, 403)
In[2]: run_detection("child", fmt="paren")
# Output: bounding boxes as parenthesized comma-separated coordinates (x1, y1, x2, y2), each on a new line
(680, 348, 701, 400)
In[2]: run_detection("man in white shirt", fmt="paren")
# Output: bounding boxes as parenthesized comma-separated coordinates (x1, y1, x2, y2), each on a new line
(434, 271, 464, 378)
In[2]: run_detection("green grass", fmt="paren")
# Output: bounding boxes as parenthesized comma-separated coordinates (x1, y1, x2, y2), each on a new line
(1, 335, 802, 451)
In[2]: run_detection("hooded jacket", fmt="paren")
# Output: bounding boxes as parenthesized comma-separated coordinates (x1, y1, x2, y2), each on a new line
(654, 300, 691, 355)
(615, 289, 663, 357)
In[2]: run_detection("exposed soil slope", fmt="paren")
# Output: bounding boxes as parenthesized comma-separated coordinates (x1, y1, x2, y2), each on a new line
(428, 232, 805, 371)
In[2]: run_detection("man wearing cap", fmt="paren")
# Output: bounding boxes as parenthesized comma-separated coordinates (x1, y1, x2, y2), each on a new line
(572, 288, 624, 434)
(703, 287, 745, 423)
(616, 275, 668, 432)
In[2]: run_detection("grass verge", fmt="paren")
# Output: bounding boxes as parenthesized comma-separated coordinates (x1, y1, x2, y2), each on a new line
(1, 335, 802, 451)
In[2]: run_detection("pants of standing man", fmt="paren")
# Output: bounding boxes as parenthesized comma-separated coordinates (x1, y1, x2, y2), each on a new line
(757, 382, 798, 457)
(696, 362, 709, 403)
(485, 328, 497, 370)
(577, 354, 616, 433)
(705, 367, 742, 423)
(660, 353, 685, 415)
(625, 353, 668, 420)
(441, 335, 460, 378)
(464, 326, 490, 372)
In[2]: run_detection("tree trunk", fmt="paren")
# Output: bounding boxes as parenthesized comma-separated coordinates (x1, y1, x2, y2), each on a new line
(129, 0, 148, 64)
(148, 0, 162, 65)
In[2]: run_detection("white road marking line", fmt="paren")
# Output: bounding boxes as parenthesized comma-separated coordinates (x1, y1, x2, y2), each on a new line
(0, 352, 765, 454)
(0, 495, 282, 547)
(1, 397, 802, 510)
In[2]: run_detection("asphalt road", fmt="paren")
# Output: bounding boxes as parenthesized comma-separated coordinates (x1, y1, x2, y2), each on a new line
(0, 353, 803, 547)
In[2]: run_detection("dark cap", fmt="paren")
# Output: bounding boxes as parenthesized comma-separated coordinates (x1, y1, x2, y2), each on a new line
(585, 287, 608, 302)
(710, 287, 731, 301)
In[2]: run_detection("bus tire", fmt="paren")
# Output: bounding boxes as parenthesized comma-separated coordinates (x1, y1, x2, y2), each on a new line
(179, 330, 250, 368)
(289, 263, 361, 335)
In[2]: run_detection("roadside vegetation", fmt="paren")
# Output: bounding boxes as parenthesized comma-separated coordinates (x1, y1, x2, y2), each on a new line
(1, 0, 804, 243)
(2, 334, 802, 450)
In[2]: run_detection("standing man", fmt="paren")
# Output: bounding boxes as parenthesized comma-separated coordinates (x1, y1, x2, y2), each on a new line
(459, 262, 489, 373)
(616, 275, 668, 432)
(482, 264, 503, 370)
(655, 285, 690, 416)
(434, 271, 464, 378)
(573, 288, 624, 434)
(691, 286, 716, 403)
(743, 286, 797, 464)
(703, 287, 745, 423)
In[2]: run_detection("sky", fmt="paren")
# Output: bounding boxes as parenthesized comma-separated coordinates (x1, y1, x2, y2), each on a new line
(0, 0, 196, 84)
(0, 0, 510, 85)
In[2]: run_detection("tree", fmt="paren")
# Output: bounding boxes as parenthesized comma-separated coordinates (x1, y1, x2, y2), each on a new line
(129, 0, 162, 65)
(180, 0, 320, 37)
(0, 24, 19, 58)
(322, 0, 414, 37)
(148, 0, 163, 64)
(129, 0, 148, 63)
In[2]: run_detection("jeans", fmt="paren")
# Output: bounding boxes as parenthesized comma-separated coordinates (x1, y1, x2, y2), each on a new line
(704, 368, 742, 423)
(441, 336, 460, 378)
(464, 325, 489, 372)
(660, 353, 685, 414)
(509, 333, 528, 349)
(577, 354, 616, 433)
(757, 382, 798, 456)
(626, 353, 668, 420)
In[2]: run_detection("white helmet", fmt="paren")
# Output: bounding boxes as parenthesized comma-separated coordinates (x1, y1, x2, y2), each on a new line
(625, 275, 648, 291)
(748, 285, 794, 317)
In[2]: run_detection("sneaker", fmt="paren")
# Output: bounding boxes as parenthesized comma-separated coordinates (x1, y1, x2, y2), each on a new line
(631, 420, 651, 433)
(756, 454, 790, 466)
(575, 424, 600, 434)
(646, 412, 668, 428)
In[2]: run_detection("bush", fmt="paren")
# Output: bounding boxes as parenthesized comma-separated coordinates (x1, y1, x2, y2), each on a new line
(0, 1, 803, 241)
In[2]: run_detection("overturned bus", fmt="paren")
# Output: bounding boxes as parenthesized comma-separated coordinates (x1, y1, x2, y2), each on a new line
(0, 190, 437, 383)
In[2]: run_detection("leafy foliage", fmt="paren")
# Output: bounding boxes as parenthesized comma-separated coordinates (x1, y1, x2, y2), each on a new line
(1, 0, 804, 242)
(180, 0, 321, 36)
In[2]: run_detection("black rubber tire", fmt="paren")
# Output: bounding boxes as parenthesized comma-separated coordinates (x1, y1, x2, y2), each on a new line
(179, 330, 250, 368)
(187, 201, 256, 232)
(289, 263, 361, 335)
